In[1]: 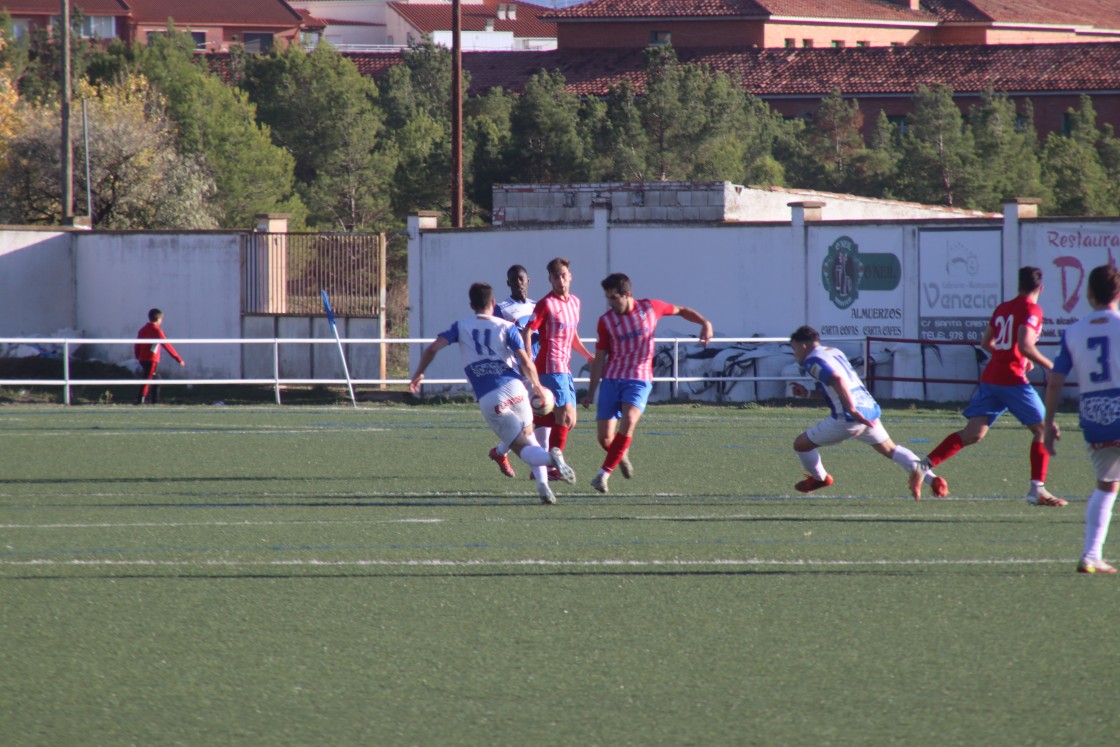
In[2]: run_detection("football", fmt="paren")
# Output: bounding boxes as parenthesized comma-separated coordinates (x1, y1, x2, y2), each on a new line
(530, 387, 555, 416)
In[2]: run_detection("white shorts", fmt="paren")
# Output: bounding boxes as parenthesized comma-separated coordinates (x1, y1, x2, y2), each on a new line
(1087, 442, 1120, 483)
(479, 380, 533, 446)
(805, 416, 890, 448)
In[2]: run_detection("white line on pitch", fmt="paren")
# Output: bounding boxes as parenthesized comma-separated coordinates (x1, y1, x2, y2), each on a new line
(0, 557, 1071, 568)
(0, 518, 444, 529)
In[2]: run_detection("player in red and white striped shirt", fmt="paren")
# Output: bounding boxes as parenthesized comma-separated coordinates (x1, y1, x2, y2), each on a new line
(581, 273, 713, 494)
(524, 259, 595, 479)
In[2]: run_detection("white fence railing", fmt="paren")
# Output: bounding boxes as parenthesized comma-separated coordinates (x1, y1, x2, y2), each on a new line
(0, 336, 871, 405)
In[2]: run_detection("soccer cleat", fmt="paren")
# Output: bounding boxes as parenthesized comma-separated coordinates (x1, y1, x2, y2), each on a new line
(1026, 486, 1068, 507)
(538, 481, 557, 505)
(489, 447, 516, 478)
(549, 447, 576, 484)
(908, 459, 930, 501)
(618, 451, 634, 479)
(794, 473, 834, 493)
(591, 471, 610, 494)
(930, 476, 949, 498)
(1077, 559, 1116, 574)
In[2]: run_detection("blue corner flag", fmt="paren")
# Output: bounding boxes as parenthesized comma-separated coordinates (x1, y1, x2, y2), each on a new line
(321, 290, 356, 407)
(321, 289, 337, 328)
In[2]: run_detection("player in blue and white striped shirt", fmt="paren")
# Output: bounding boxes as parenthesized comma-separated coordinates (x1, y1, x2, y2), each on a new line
(409, 282, 575, 504)
(1045, 264, 1120, 573)
(790, 325, 946, 500)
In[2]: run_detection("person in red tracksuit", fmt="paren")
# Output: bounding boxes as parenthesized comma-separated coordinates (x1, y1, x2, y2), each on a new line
(135, 308, 185, 405)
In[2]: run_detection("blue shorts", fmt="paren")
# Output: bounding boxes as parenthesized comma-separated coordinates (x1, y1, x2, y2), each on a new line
(540, 373, 576, 408)
(962, 382, 1045, 426)
(596, 378, 653, 421)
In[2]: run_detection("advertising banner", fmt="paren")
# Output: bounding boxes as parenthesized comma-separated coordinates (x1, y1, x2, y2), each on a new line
(918, 230, 1002, 342)
(808, 231, 904, 339)
(1030, 224, 1120, 341)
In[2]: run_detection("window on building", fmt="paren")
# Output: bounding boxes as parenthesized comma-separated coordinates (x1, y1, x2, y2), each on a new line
(649, 31, 671, 46)
(856, 41, 869, 47)
(81, 15, 115, 40)
(784, 38, 795, 48)
(242, 33, 274, 53)
(890, 41, 903, 47)
(802, 39, 813, 48)
(191, 32, 207, 50)
(831, 40, 846, 48)
(887, 114, 909, 136)
(11, 18, 30, 40)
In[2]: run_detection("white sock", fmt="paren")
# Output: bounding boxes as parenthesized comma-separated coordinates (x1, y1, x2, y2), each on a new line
(535, 426, 551, 453)
(888, 446, 942, 482)
(796, 448, 826, 479)
(1083, 489, 1118, 562)
(495, 440, 510, 456)
(518, 444, 552, 468)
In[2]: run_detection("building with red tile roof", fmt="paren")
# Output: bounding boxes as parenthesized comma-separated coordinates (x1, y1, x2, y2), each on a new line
(3, 0, 308, 51)
(387, 1, 556, 50)
(315, 41, 1120, 138)
(545, 0, 1120, 49)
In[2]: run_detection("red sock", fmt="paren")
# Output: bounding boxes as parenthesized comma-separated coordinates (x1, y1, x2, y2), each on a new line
(533, 411, 556, 429)
(1029, 440, 1049, 482)
(603, 434, 632, 472)
(927, 432, 965, 467)
(549, 425, 569, 451)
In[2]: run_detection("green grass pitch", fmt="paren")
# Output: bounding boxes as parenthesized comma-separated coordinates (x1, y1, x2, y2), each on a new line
(1, 403, 1117, 746)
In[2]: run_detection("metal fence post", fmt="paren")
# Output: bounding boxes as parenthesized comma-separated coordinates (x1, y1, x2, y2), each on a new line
(63, 340, 71, 405)
(273, 339, 281, 405)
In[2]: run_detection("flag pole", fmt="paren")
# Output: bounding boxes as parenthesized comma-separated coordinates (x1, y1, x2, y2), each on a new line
(322, 290, 357, 407)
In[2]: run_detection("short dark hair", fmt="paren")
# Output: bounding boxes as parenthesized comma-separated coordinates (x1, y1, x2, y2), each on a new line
(601, 273, 632, 296)
(148, 308, 163, 322)
(469, 282, 493, 311)
(1018, 266, 1043, 293)
(546, 257, 570, 277)
(790, 325, 820, 344)
(506, 264, 528, 280)
(1088, 264, 1120, 306)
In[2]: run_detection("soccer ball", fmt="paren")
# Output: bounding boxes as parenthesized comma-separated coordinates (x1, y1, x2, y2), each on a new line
(531, 387, 555, 416)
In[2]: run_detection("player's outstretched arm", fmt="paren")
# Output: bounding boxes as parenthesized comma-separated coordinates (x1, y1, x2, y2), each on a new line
(673, 306, 713, 346)
(409, 337, 449, 394)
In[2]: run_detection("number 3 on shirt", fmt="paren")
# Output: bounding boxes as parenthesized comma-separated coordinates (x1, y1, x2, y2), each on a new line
(1088, 336, 1111, 383)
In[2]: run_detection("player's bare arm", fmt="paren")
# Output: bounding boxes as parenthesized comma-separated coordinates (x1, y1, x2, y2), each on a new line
(830, 376, 875, 428)
(672, 306, 713, 346)
(572, 335, 595, 363)
(582, 352, 606, 407)
(514, 348, 546, 397)
(1042, 371, 1066, 455)
(1017, 325, 1053, 371)
(408, 337, 449, 393)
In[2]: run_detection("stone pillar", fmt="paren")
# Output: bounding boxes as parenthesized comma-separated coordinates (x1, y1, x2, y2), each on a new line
(253, 213, 290, 314)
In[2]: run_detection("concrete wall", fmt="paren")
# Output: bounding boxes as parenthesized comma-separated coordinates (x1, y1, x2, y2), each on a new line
(492, 182, 996, 226)
(73, 232, 242, 378)
(409, 196, 1068, 402)
(0, 229, 76, 335)
(1, 228, 386, 381)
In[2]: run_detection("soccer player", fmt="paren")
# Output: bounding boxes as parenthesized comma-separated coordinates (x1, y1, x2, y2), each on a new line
(581, 272, 711, 494)
(134, 307, 185, 405)
(912, 266, 1067, 506)
(409, 282, 575, 504)
(523, 258, 595, 478)
(1044, 264, 1120, 573)
(790, 325, 947, 499)
(488, 264, 537, 479)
